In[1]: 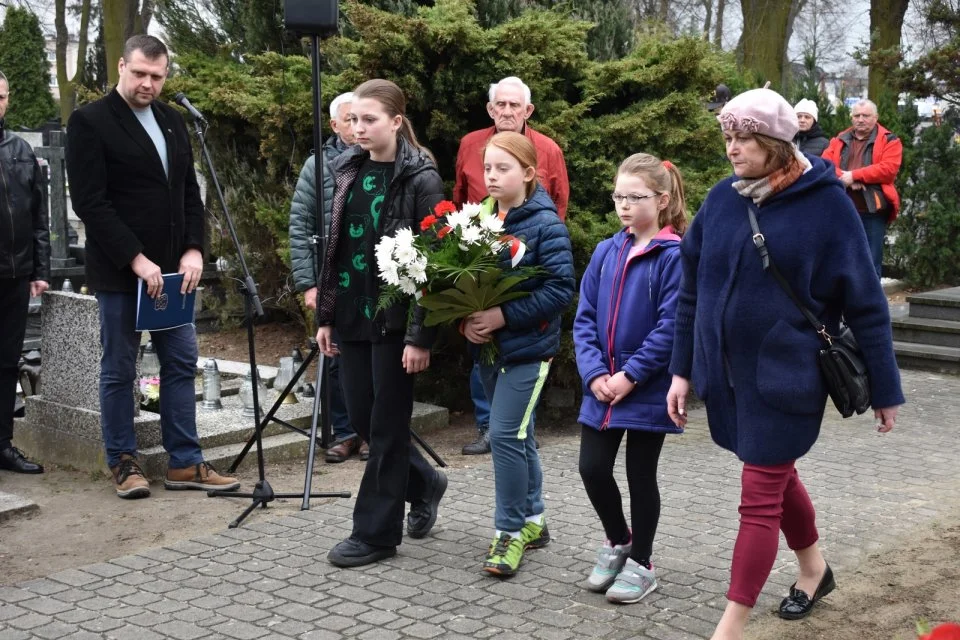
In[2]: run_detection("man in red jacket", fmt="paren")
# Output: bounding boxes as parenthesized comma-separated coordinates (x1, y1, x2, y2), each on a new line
(822, 99, 902, 277)
(454, 77, 570, 456)
(454, 77, 569, 220)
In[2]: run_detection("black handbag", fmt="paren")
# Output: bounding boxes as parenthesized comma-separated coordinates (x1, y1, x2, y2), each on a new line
(747, 206, 871, 418)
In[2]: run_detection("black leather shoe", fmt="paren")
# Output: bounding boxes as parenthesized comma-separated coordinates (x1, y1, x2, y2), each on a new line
(407, 470, 448, 539)
(327, 536, 396, 568)
(462, 431, 490, 455)
(0, 447, 44, 474)
(779, 564, 836, 620)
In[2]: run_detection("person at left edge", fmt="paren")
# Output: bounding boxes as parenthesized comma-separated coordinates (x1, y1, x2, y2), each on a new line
(65, 35, 240, 500)
(0, 69, 49, 475)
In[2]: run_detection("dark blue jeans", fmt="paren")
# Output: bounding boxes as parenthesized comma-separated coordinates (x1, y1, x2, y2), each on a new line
(96, 292, 203, 469)
(860, 212, 887, 278)
(470, 361, 491, 431)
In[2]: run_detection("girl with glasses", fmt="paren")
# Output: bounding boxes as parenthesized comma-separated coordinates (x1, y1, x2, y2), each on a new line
(573, 153, 688, 603)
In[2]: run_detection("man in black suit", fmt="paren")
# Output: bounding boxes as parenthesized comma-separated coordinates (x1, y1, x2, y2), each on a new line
(66, 35, 239, 499)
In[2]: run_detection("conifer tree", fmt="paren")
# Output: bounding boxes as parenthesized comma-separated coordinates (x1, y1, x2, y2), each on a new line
(0, 6, 59, 129)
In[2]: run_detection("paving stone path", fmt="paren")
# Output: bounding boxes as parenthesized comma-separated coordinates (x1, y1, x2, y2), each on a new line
(1, 368, 958, 640)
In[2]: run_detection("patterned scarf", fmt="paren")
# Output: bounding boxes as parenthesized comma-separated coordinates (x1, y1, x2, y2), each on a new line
(733, 148, 812, 205)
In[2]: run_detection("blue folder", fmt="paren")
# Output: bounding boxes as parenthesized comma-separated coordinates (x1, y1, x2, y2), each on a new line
(136, 273, 197, 331)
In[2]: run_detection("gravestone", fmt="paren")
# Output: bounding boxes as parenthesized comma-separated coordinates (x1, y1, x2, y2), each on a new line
(17, 291, 161, 473)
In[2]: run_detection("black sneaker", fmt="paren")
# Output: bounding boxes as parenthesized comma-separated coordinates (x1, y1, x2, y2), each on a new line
(0, 447, 44, 474)
(407, 470, 447, 539)
(327, 536, 396, 567)
(462, 431, 491, 455)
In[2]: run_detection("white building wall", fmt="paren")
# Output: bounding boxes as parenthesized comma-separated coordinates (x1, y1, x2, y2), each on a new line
(44, 36, 80, 98)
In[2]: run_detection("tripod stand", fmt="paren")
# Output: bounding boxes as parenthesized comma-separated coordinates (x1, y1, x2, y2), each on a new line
(184, 107, 348, 528)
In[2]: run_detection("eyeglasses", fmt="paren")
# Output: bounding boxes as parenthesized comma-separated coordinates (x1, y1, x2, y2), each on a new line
(611, 193, 657, 205)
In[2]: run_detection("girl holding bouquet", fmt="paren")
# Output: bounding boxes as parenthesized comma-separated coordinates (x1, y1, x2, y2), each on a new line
(316, 79, 448, 568)
(573, 153, 687, 604)
(463, 132, 575, 577)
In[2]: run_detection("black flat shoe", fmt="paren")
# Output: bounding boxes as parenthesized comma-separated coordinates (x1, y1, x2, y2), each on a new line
(407, 470, 448, 539)
(779, 564, 836, 620)
(327, 536, 396, 568)
(0, 447, 44, 474)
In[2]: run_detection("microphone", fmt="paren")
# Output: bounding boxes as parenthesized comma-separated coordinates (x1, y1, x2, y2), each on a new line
(174, 92, 207, 124)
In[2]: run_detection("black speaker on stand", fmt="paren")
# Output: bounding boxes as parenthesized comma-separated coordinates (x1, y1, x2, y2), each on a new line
(285, 0, 340, 510)
(285, 0, 340, 35)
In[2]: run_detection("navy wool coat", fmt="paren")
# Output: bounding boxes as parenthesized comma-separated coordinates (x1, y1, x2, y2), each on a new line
(670, 154, 905, 465)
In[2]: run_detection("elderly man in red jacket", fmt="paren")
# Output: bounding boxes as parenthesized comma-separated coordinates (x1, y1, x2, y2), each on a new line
(453, 76, 570, 456)
(454, 77, 569, 220)
(822, 99, 902, 277)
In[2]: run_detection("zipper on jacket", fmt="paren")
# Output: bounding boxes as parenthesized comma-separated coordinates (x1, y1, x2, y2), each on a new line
(605, 241, 630, 373)
(601, 238, 667, 430)
(599, 240, 631, 431)
(606, 239, 665, 376)
(600, 404, 613, 430)
(0, 157, 16, 273)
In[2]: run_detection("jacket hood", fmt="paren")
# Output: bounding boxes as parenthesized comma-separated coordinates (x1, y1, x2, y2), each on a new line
(502, 184, 558, 224)
(612, 225, 681, 251)
(331, 135, 436, 182)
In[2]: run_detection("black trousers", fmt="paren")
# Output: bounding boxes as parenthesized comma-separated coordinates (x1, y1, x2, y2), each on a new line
(578, 425, 665, 563)
(0, 277, 30, 449)
(337, 337, 435, 547)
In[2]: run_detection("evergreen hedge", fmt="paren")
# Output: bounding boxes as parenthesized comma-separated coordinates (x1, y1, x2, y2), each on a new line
(165, 0, 741, 408)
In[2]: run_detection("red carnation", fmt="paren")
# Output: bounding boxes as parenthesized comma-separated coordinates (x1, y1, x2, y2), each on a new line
(437, 225, 453, 239)
(920, 623, 960, 640)
(420, 214, 438, 231)
(434, 200, 457, 216)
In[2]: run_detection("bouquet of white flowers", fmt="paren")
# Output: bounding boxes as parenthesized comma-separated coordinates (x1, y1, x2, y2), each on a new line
(375, 200, 537, 363)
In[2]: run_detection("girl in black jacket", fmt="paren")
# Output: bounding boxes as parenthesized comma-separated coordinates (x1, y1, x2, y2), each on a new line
(316, 79, 447, 568)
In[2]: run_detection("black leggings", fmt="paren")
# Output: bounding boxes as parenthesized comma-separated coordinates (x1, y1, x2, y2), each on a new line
(578, 426, 666, 564)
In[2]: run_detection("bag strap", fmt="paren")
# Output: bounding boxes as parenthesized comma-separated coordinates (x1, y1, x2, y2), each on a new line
(746, 206, 833, 345)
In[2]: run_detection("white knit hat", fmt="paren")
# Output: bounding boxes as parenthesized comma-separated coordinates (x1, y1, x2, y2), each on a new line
(794, 99, 819, 122)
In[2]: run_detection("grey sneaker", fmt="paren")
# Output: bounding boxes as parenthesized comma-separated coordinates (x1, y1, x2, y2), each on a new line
(586, 538, 632, 592)
(605, 558, 658, 604)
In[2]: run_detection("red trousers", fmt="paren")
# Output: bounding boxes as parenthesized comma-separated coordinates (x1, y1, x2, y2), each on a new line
(727, 461, 820, 607)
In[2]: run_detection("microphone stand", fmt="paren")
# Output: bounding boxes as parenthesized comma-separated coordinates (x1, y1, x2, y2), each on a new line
(187, 113, 348, 528)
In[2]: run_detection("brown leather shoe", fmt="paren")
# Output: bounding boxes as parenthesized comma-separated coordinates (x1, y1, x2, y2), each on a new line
(164, 462, 240, 491)
(358, 441, 370, 461)
(111, 455, 151, 499)
(325, 438, 359, 463)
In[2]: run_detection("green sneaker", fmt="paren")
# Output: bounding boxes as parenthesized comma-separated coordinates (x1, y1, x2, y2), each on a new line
(483, 532, 525, 576)
(520, 519, 550, 549)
